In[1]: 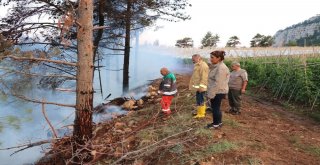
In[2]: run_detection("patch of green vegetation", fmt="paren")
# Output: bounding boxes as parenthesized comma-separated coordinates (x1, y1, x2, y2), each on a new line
(194, 127, 212, 138)
(247, 157, 263, 165)
(182, 140, 238, 163)
(308, 112, 320, 122)
(287, 135, 320, 157)
(204, 140, 238, 154)
(287, 135, 300, 145)
(167, 112, 193, 125)
(136, 128, 157, 147)
(247, 142, 266, 151)
(304, 145, 320, 157)
(282, 102, 293, 109)
(169, 143, 184, 154)
(223, 118, 241, 128)
(271, 112, 280, 118)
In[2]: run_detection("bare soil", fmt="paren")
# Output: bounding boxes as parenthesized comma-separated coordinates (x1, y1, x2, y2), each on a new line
(154, 74, 320, 164)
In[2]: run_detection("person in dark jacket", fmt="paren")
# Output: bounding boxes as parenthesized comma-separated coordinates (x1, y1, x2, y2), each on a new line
(158, 67, 177, 117)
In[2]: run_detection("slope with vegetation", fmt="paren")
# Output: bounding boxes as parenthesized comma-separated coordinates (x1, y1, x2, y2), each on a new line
(37, 71, 320, 164)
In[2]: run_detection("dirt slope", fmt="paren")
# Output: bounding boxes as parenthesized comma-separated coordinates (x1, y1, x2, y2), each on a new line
(157, 74, 320, 164)
(37, 74, 320, 164)
(213, 94, 320, 164)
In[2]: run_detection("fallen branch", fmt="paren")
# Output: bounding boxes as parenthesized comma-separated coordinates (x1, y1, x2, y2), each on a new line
(42, 99, 58, 138)
(0, 140, 52, 156)
(111, 128, 194, 165)
(124, 108, 161, 139)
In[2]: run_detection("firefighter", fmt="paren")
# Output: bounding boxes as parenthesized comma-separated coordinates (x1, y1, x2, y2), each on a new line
(189, 54, 209, 118)
(158, 67, 177, 118)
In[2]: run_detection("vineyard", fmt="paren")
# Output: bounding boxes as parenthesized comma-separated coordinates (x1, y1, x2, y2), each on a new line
(227, 47, 320, 114)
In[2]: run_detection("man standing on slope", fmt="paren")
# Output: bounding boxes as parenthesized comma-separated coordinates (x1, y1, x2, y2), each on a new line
(189, 54, 209, 118)
(158, 67, 178, 119)
(228, 62, 248, 115)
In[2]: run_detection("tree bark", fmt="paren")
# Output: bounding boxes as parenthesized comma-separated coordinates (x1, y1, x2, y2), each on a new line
(123, 0, 132, 94)
(73, 0, 94, 163)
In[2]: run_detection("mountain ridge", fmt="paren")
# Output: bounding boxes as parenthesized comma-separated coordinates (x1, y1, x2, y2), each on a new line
(273, 14, 320, 46)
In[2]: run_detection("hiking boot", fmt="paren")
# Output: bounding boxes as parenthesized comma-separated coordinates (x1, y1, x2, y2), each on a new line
(205, 123, 222, 129)
(206, 107, 212, 113)
(226, 108, 235, 113)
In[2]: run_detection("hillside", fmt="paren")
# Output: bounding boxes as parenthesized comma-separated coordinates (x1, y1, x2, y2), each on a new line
(273, 15, 320, 47)
(37, 74, 320, 165)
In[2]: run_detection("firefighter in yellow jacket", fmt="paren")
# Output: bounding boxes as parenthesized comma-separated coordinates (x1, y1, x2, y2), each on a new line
(189, 54, 209, 118)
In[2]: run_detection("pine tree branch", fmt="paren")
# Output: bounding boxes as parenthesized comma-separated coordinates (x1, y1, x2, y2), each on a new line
(0, 67, 76, 79)
(0, 81, 75, 108)
(42, 99, 58, 139)
(3, 55, 77, 67)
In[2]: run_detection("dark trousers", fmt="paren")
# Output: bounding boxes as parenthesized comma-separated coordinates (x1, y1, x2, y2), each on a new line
(228, 89, 242, 112)
(210, 94, 225, 125)
(196, 91, 206, 106)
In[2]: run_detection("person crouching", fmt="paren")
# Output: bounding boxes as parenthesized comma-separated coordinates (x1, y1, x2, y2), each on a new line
(158, 67, 178, 119)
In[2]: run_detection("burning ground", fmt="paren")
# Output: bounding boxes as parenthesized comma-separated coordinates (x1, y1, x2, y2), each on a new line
(37, 74, 320, 165)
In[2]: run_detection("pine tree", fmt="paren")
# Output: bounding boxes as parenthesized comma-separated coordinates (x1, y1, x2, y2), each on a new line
(201, 32, 219, 48)
(226, 36, 241, 47)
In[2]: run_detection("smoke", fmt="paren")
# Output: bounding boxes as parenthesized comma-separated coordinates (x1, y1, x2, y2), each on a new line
(93, 45, 191, 103)
(0, 45, 191, 164)
(93, 105, 128, 123)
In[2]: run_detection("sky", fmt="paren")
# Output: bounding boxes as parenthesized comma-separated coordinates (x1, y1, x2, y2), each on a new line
(0, 0, 319, 48)
(139, 0, 320, 47)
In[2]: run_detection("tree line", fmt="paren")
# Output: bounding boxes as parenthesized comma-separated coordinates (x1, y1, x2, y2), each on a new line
(175, 32, 274, 48)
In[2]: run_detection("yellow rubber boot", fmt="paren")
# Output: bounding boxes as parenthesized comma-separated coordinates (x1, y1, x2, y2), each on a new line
(193, 105, 206, 118)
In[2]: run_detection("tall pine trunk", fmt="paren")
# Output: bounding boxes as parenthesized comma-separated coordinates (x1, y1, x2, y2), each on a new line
(73, 0, 94, 162)
(123, 0, 132, 94)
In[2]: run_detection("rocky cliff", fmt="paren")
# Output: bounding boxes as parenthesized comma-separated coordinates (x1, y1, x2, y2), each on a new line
(273, 15, 320, 46)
